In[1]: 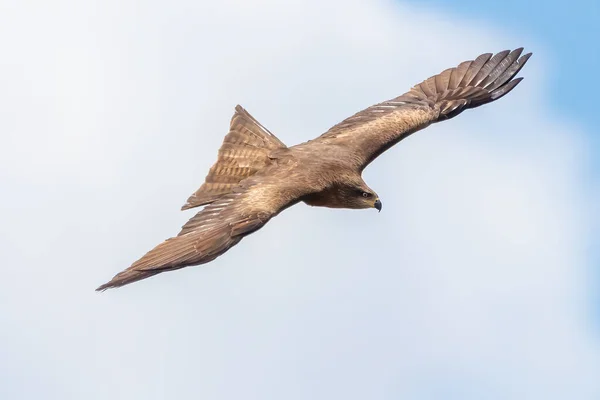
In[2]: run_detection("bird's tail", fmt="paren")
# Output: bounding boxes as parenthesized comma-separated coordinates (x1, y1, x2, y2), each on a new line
(181, 105, 287, 210)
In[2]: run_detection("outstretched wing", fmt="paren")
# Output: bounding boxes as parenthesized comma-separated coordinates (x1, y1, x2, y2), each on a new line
(316, 48, 532, 169)
(96, 176, 299, 291)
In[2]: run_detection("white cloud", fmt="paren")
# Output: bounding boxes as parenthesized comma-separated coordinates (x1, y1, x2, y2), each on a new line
(0, 0, 598, 399)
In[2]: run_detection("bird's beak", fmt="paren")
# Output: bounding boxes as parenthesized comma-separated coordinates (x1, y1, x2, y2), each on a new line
(374, 198, 382, 212)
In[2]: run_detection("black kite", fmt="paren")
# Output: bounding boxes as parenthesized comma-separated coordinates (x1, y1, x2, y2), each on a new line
(97, 48, 532, 290)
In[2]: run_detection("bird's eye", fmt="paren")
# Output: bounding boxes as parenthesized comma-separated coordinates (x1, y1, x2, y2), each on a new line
(362, 192, 370, 198)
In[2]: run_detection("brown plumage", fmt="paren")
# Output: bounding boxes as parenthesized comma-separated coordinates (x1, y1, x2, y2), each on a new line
(97, 48, 532, 291)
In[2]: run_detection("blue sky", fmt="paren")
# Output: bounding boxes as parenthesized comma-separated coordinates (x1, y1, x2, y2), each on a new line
(411, 0, 600, 318)
(411, 0, 599, 151)
(1, 1, 599, 398)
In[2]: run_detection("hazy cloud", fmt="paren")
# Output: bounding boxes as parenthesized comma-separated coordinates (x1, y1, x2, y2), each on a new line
(0, 0, 598, 399)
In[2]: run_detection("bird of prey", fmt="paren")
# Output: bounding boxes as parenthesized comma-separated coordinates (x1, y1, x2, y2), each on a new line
(97, 48, 531, 291)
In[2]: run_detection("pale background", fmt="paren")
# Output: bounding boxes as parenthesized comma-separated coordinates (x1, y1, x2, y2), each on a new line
(1, 0, 599, 399)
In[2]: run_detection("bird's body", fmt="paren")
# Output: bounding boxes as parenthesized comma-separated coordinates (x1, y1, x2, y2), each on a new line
(97, 48, 532, 291)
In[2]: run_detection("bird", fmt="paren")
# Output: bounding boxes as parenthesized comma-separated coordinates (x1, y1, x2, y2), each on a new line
(96, 48, 532, 291)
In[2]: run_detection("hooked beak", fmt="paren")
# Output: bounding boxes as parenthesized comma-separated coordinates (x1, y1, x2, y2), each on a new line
(374, 198, 382, 212)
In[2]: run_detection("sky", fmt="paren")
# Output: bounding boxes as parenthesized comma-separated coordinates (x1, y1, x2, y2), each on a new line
(411, 0, 600, 329)
(409, 0, 600, 324)
(0, 0, 599, 399)
(413, 0, 600, 139)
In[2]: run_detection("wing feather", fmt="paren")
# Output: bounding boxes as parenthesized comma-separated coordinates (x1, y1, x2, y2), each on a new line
(449, 60, 472, 90)
(459, 52, 492, 86)
(96, 178, 298, 291)
(470, 50, 510, 87)
(480, 48, 523, 89)
(435, 68, 453, 93)
(316, 48, 531, 168)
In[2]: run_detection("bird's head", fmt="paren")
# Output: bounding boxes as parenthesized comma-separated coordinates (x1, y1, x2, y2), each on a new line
(340, 178, 382, 212)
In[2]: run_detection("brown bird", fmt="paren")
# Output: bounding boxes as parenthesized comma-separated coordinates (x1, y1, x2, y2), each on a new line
(97, 48, 532, 291)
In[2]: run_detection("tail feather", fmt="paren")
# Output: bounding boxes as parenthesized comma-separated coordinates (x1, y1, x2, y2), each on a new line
(181, 105, 286, 210)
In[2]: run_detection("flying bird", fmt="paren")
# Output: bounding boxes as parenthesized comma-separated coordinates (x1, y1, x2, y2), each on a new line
(97, 48, 532, 291)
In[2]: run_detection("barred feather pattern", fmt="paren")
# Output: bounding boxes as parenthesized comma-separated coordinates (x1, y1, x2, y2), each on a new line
(317, 48, 532, 168)
(407, 48, 532, 119)
(96, 48, 532, 291)
(181, 105, 287, 210)
(96, 188, 278, 291)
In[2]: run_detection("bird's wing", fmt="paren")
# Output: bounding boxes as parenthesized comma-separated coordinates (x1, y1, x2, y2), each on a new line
(96, 175, 300, 291)
(316, 48, 532, 169)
